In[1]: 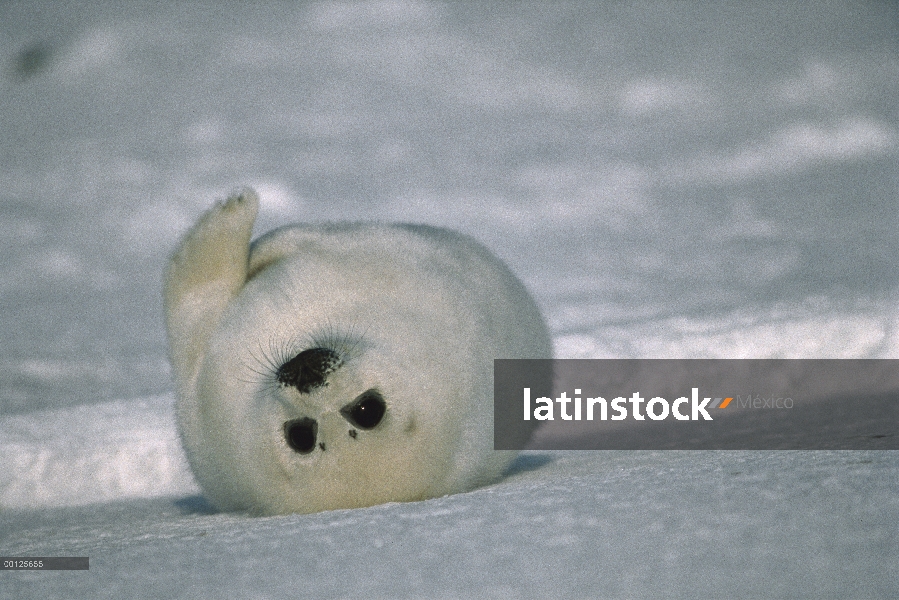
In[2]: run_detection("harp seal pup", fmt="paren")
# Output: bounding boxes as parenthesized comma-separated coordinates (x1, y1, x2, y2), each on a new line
(163, 189, 551, 515)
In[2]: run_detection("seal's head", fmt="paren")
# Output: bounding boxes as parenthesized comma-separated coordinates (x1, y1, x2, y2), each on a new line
(164, 189, 551, 515)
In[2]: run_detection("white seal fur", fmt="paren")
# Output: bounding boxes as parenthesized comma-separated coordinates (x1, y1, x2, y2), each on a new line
(164, 189, 551, 515)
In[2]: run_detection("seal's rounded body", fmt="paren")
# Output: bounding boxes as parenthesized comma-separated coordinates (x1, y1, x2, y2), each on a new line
(164, 189, 550, 515)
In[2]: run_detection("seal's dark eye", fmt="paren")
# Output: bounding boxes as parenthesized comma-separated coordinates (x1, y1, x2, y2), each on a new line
(284, 417, 318, 453)
(340, 389, 386, 430)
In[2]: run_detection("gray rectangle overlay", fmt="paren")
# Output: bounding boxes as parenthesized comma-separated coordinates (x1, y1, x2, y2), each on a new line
(494, 359, 899, 450)
(1, 557, 89, 570)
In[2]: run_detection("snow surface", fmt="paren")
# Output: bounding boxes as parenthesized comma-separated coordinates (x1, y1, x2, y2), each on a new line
(0, 1, 897, 597)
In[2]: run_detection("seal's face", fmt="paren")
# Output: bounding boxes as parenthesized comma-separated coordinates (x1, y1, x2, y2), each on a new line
(188, 262, 466, 515)
(164, 189, 549, 515)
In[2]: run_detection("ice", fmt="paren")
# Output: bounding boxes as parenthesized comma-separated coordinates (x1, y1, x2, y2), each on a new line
(2, 450, 896, 598)
(0, 1, 896, 597)
(0, 395, 197, 510)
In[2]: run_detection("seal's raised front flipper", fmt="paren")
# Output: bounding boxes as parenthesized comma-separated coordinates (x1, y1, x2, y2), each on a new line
(163, 188, 259, 392)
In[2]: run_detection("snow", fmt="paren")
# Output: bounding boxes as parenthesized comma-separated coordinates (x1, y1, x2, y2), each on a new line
(0, 395, 195, 508)
(1, 1, 897, 597)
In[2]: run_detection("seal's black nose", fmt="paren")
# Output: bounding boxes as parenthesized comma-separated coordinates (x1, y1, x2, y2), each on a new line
(277, 347, 343, 393)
